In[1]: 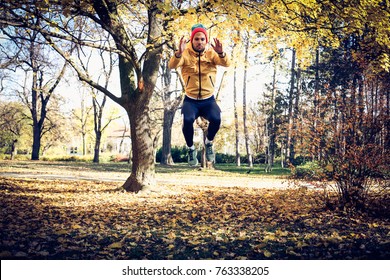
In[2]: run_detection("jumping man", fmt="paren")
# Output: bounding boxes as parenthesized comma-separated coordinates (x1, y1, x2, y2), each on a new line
(168, 24, 231, 166)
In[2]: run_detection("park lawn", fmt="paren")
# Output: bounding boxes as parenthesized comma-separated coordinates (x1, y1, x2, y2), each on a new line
(0, 160, 291, 177)
(0, 163, 389, 260)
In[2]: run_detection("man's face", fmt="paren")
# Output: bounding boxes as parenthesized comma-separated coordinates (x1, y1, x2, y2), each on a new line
(192, 32, 207, 53)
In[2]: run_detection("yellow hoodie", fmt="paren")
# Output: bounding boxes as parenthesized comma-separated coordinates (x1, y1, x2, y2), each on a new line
(168, 43, 230, 100)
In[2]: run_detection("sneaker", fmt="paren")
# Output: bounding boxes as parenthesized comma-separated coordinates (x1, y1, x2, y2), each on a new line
(188, 148, 198, 166)
(205, 143, 215, 162)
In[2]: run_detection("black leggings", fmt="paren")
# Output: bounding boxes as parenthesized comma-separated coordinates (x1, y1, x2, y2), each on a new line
(181, 96, 221, 147)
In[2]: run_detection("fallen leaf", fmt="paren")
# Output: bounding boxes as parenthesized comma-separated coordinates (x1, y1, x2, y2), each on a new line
(108, 242, 122, 249)
(263, 250, 272, 258)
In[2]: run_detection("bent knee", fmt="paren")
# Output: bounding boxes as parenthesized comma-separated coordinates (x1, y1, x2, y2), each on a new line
(182, 115, 196, 126)
(208, 115, 221, 124)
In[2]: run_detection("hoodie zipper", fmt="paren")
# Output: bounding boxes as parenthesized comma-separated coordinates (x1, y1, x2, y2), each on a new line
(198, 54, 201, 99)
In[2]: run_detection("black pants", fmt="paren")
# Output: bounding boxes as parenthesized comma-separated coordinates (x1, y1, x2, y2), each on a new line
(181, 95, 221, 147)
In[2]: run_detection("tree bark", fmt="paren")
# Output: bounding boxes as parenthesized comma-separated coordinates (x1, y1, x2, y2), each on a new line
(266, 61, 277, 172)
(291, 67, 301, 161)
(161, 108, 176, 165)
(242, 34, 252, 168)
(93, 131, 101, 163)
(92, 95, 104, 163)
(233, 65, 241, 166)
(286, 48, 296, 165)
(312, 48, 320, 161)
(11, 140, 18, 160)
(122, 100, 156, 192)
(30, 61, 40, 160)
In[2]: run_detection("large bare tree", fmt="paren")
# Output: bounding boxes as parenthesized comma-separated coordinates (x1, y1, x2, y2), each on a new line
(0, 0, 170, 192)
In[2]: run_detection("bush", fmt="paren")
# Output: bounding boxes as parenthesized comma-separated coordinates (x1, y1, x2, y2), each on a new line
(292, 155, 312, 166)
(291, 161, 327, 181)
(238, 153, 266, 165)
(215, 153, 235, 164)
(156, 146, 188, 163)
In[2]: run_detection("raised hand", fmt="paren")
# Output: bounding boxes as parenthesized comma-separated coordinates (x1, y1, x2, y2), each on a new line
(211, 38, 223, 54)
(176, 36, 188, 56)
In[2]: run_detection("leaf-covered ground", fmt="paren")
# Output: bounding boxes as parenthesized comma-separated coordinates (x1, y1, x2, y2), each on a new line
(1, 176, 389, 260)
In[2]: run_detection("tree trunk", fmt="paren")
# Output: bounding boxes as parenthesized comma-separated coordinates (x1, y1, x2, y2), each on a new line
(120, 2, 163, 192)
(93, 131, 101, 163)
(266, 61, 277, 172)
(242, 34, 252, 168)
(160, 108, 176, 165)
(31, 122, 41, 160)
(31, 69, 45, 160)
(82, 132, 87, 156)
(385, 81, 390, 155)
(312, 48, 320, 161)
(291, 67, 301, 161)
(30, 65, 39, 160)
(122, 102, 156, 192)
(10, 140, 17, 160)
(233, 65, 241, 166)
(30, 60, 66, 160)
(92, 95, 104, 163)
(286, 49, 296, 165)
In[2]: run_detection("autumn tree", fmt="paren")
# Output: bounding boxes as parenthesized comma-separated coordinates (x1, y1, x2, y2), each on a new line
(90, 52, 121, 163)
(241, 32, 253, 168)
(263, 57, 278, 172)
(40, 97, 70, 156)
(0, 101, 30, 159)
(269, 0, 390, 207)
(71, 89, 93, 156)
(92, 92, 122, 163)
(315, 36, 390, 208)
(317, 2, 388, 208)
(0, 24, 68, 160)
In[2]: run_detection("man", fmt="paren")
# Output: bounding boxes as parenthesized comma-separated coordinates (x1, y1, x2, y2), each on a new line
(169, 24, 230, 166)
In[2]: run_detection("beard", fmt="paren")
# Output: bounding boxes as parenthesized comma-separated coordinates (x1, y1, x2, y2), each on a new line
(192, 43, 205, 53)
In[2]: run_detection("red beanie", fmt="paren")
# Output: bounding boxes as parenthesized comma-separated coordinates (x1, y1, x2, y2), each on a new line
(190, 26, 208, 43)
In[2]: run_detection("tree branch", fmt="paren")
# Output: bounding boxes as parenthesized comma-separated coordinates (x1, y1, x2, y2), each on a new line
(42, 33, 122, 105)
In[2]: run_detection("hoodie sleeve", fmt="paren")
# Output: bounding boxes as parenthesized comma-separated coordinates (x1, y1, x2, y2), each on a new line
(212, 51, 231, 67)
(168, 53, 184, 69)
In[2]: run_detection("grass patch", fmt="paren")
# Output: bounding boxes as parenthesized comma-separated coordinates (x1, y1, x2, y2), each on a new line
(217, 163, 290, 177)
(0, 160, 291, 177)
